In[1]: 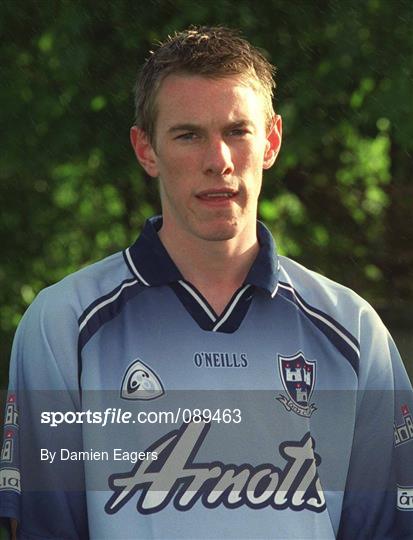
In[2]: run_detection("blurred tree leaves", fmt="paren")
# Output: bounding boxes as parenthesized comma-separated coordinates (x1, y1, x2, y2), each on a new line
(1, 0, 412, 381)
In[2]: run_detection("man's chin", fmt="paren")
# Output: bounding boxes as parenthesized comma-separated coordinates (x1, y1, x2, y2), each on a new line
(202, 232, 237, 242)
(195, 222, 240, 242)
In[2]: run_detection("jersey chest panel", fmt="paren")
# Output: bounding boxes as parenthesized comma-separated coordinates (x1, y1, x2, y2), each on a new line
(77, 286, 356, 538)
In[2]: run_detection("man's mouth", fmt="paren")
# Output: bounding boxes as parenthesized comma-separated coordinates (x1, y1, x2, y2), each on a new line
(196, 189, 238, 201)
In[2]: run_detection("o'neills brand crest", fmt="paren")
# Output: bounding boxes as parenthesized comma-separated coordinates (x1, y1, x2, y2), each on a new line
(0, 468, 20, 493)
(121, 359, 164, 401)
(277, 353, 317, 417)
(397, 486, 413, 511)
(105, 421, 325, 515)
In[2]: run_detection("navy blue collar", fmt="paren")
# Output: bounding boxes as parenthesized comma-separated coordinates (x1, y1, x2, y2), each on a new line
(125, 215, 279, 294)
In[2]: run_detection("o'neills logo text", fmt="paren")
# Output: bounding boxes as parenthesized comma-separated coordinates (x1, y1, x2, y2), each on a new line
(105, 422, 326, 515)
(193, 352, 248, 368)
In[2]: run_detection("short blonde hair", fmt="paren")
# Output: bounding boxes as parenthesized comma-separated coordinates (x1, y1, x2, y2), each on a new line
(134, 26, 276, 144)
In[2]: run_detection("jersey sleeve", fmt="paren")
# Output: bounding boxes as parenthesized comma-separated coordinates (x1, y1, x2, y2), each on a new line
(337, 306, 413, 539)
(0, 288, 89, 539)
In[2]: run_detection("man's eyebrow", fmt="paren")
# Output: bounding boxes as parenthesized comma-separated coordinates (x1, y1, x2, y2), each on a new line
(167, 120, 254, 133)
(227, 120, 254, 129)
(167, 123, 201, 133)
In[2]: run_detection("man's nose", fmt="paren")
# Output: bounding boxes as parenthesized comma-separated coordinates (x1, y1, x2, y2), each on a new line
(202, 137, 234, 176)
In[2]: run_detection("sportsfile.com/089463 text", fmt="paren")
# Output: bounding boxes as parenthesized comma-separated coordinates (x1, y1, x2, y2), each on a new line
(40, 408, 242, 427)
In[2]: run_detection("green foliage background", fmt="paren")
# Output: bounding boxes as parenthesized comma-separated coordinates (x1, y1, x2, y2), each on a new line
(1, 0, 412, 384)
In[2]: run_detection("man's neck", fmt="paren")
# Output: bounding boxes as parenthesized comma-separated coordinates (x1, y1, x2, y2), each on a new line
(158, 225, 259, 316)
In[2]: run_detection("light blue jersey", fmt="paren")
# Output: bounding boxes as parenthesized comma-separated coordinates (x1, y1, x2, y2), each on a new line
(1, 217, 412, 539)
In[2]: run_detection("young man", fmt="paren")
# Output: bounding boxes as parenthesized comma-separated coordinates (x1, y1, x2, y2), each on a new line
(1, 26, 412, 539)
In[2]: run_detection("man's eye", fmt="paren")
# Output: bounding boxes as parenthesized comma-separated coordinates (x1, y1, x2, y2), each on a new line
(175, 132, 197, 141)
(229, 129, 249, 137)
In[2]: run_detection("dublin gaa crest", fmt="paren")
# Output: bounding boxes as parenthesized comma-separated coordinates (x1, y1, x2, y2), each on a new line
(277, 352, 317, 417)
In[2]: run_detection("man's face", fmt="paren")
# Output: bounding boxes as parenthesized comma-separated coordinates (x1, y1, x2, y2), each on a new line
(132, 74, 281, 244)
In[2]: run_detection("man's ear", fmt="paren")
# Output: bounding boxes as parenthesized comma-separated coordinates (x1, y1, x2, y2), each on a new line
(263, 115, 282, 170)
(130, 126, 159, 178)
